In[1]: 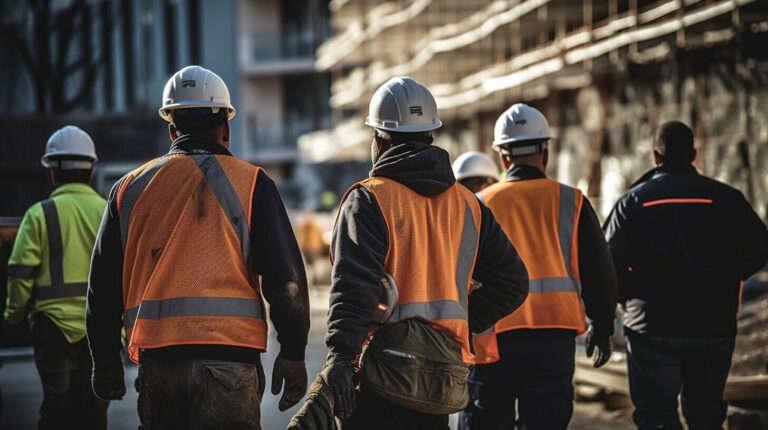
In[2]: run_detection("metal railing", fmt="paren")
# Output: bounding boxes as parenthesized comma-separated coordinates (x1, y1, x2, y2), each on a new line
(243, 29, 328, 63)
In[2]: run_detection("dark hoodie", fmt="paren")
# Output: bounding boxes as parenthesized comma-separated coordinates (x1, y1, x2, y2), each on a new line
(326, 143, 529, 357)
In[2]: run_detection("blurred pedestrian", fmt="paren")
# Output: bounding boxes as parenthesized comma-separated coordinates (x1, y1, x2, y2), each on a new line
(452, 151, 499, 193)
(4, 126, 108, 429)
(87, 66, 310, 430)
(461, 104, 618, 430)
(296, 210, 326, 288)
(289, 76, 529, 430)
(604, 120, 768, 430)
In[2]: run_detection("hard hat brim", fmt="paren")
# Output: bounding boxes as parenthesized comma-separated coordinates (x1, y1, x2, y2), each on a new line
(364, 117, 442, 133)
(492, 134, 552, 148)
(159, 100, 236, 122)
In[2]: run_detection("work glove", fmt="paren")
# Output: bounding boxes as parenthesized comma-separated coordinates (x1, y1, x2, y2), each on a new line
(92, 365, 126, 400)
(272, 355, 308, 411)
(286, 375, 337, 430)
(585, 324, 612, 368)
(321, 353, 357, 421)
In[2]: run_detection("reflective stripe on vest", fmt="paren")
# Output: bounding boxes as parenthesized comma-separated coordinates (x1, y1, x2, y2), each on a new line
(123, 296, 264, 328)
(35, 200, 87, 300)
(193, 155, 251, 260)
(119, 158, 168, 250)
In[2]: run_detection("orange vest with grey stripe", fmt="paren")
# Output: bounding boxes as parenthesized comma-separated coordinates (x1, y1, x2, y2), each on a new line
(116, 152, 265, 363)
(339, 177, 482, 363)
(473, 178, 586, 364)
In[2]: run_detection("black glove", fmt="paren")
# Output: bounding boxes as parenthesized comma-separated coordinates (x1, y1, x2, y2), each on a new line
(272, 355, 308, 411)
(92, 365, 126, 400)
(286, 376, 337, 430)
(321, 353, 356, 421)
(585, 324, 612, 368)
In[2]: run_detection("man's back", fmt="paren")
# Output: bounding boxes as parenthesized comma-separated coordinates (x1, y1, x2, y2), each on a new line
(605, 163, 768, 336)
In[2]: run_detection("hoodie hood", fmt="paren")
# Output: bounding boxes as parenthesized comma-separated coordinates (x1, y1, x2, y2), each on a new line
(370, 142, 456, 196)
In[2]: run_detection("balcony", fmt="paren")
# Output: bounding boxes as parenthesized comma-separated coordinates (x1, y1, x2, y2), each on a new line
(241, 29, 329, 76)
(245, 118, 316, 163)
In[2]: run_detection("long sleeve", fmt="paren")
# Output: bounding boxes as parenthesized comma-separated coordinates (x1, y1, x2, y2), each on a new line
(468, 201, 529, 334)
(5, 206, 43, 326)
(577, 198, 618, 337)
(250, 170, 310, 361)
(603, 195, 633, 304)
(735, 192, 768, 280)
(325, 187, 388, 357)
(87, 180, 127, 371)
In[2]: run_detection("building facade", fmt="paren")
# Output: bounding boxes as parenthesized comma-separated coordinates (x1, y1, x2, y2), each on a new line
(303, 0, 768, 219)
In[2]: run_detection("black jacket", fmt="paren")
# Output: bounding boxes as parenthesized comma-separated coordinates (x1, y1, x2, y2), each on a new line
(326, 142, 529, 357)
(87, 136, 309, 370)
(505, 165, 618, 337)
(604, 163, 768, 337)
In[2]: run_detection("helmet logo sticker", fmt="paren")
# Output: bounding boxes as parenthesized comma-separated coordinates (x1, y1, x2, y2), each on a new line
(181, 80, 197, 88)
(410, 106, 423, 116)
(514, 118, 527, 125)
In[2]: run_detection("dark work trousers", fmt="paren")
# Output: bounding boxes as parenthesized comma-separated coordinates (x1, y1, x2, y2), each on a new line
(33, 314, 109, 430)
(343, 390, 450, 430)
(459, 329, 576, 430)
(136, 353, 265, 430)
(627, 334, 735, 430)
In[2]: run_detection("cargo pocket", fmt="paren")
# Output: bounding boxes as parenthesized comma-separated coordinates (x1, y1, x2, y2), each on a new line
(202, 362, 260, 429)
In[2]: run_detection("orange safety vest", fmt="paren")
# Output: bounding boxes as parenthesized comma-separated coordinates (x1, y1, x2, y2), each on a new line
(116, 153, 266, 363)
(473, 178, 586, 364)
(338, 177, 482, 363)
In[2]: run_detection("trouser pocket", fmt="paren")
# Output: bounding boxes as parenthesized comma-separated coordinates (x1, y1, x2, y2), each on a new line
(201, 361, 261, 429)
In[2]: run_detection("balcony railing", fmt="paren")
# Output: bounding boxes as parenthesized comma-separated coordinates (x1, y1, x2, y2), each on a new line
(249, 118, 316, 151)
(243, 30, 328, 64)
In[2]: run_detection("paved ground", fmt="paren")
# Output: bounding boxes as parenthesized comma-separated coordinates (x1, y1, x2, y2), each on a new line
(0, 287, 635, 429)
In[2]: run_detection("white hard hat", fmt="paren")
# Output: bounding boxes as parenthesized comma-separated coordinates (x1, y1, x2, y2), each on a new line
(365, 76, 441, 133)
(159, 65, 236, 123)
(493, 103, 552, 155)
(452, 151, 499, 181)
(41, 125, 97, 169)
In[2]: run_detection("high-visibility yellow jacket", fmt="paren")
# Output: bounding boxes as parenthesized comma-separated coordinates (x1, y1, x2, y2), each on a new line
(4, 183, 106, 343)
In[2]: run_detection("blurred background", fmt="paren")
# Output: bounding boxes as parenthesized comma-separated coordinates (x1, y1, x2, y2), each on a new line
(2, 0, 768, 428)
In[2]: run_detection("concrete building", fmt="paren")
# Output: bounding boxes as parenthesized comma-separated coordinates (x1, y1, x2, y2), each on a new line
(1, 0, 331, 213)
(302, 0, 768, 219)
(238, 0, 332, 203)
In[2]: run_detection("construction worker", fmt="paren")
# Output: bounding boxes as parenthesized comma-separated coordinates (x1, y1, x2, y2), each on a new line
(288, 76, 529, 430)
(4, 126, 108, 429)
(604, 121, 768, 430)
(460, 104, 618, 430)
(452, 151, 499, 193)
(86, 66, 310, 429)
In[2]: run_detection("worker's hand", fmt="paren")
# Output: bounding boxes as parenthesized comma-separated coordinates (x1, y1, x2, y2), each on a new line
(272, 355, 308, 411)
(286, 376, 337, 430)
(92, 365, 126, 400)
(585, 325, 612, 368)
(321, 353, 356, 421)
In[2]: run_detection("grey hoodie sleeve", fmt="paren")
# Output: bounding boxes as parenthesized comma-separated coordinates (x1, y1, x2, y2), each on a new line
(325, 187, 387, 358)
(469, 200, 529, 333)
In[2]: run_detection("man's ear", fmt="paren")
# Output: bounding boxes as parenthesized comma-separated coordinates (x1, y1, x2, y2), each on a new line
(542, 148, 549, 169)
(653, 150, 664, 166)
(222, 121, 230, 144)
(169, 124, 178, 142)
(690, 148, 697, 163)
(500, 153, 512, 169)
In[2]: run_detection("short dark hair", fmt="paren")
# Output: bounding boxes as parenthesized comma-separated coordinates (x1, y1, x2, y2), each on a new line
(374, 129, 433, 146)
(172, 108, 228, 138)
(654, 121, 694, 163)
